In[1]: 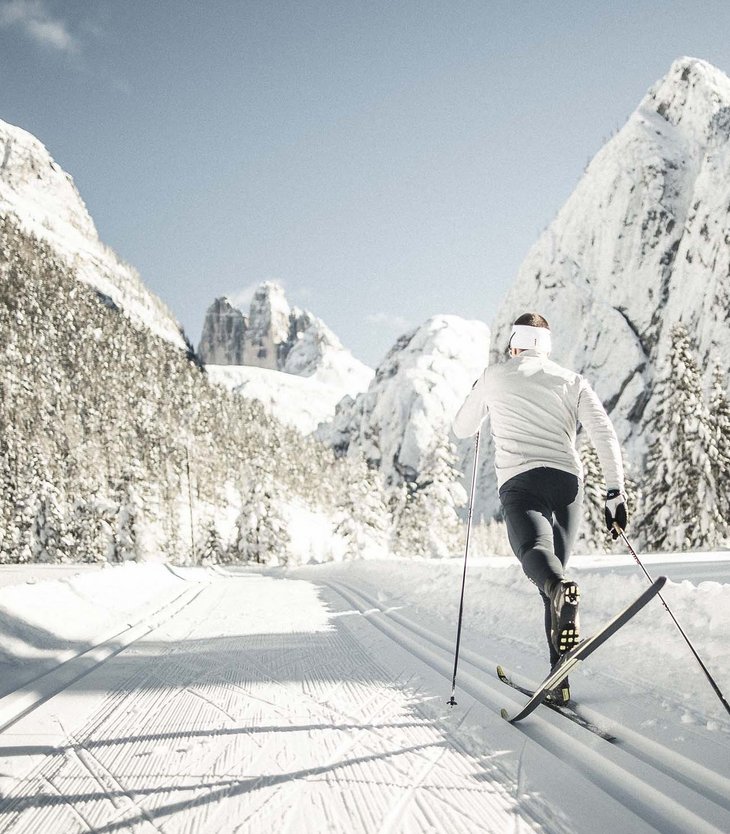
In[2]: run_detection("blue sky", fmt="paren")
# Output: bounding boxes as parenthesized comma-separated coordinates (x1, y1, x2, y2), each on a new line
(3, 1, 730, 366)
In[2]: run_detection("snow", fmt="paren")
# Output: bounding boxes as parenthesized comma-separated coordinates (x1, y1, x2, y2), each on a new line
(205, 363, 365, 434)
(0, 553, 728, 832)
(0, 562, 201, 698)
(321, 315, 490, 484)
(200, 282, 374, 389)
(200, 282, 374, 432)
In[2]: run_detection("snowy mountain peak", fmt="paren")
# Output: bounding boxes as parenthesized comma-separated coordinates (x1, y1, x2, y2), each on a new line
(644, 57, 730, 130)
(0, 118, 185, 349)
(200, 282, 371, 382)
(0, 119, 98, 242)
(490, 56, 730, 475)
(245, 282, 292, 367)
(319, 314, 490, 485)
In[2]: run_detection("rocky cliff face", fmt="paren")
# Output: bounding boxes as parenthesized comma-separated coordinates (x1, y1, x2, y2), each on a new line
(0, 118, 185, 349)
(490, 57, 730, 467)
(198, 282, 374, 394)
(197, 297, 247, 365)
(242, 282, 294, 370)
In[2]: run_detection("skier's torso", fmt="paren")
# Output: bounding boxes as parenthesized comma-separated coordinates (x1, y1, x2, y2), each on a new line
(453, 350, 586, 488)
(487, 352, 584, 486)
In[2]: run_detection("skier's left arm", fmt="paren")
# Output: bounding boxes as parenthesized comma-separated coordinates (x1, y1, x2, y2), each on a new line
(577, 381, 628, 538)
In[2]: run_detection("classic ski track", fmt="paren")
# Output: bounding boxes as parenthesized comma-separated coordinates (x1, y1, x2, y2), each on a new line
(0, 583, 205, 734)
(326, 578, 730, 834)
(329, 577, 730, 802)
(0, 577, 531, 834)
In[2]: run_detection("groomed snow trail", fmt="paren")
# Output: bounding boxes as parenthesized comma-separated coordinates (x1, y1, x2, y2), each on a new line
(0, 574, 544, 833)
(0, 570, 727, 833)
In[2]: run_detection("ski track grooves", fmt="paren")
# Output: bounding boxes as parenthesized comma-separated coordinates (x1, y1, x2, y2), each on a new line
(0, 583, 204, 734)
(0, 577, 531, 834)
(325, 579, 730, 834)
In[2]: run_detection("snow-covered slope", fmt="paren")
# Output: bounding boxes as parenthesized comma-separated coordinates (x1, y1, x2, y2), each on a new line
(491, 57, 730, 462)
(319, 315, 490, 487)
(0, 558, 728, 832)
(0, 118, 185, 348)
(206, 364, 363, 435)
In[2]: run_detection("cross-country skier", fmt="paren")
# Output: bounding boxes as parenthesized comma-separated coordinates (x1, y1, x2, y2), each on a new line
(453, 312, 628, 704)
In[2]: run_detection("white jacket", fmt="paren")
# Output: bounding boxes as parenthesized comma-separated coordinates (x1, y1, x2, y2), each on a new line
(453, 349, 624, 491)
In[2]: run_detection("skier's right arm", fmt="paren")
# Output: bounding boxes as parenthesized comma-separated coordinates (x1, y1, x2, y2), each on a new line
(452, 370, 490, 438)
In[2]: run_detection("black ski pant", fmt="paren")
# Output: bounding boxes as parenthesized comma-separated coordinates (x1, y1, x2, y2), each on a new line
(499, 467, 583, 666)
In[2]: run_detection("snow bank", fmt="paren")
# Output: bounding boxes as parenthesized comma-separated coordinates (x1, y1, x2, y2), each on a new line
(0, 563, 205, 697)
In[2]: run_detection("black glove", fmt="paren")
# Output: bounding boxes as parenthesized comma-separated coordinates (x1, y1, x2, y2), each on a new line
(605, 489, 628, 539)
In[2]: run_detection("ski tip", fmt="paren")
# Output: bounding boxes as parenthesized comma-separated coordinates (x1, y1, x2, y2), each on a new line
(496, 665, 505, 677)
(500, 708, 512, 722)
(655, 575, 668, 591)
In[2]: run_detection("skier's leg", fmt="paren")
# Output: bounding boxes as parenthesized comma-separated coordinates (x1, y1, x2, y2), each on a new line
(547, 471, 583, 674)
(541, 589, 561, 667)
(501, 473, 565, 666)
(500, 475, 564, 591)
(552, 474, 584, 570)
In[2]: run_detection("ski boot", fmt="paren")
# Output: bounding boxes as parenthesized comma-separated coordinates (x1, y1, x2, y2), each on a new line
(548, 578, 580, 655)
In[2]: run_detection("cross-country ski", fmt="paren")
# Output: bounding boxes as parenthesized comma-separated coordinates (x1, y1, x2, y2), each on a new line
(496, 665, 616, 741)
(499, 576, 667, 724)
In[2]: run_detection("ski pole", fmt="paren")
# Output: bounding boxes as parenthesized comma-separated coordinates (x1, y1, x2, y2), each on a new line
(447, 430, 480, 707)
(616, 526, 730, 717)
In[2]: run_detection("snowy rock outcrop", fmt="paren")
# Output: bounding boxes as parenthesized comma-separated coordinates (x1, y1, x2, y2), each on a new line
(0, 119, 185, 349)
(319, 315, 490, 488)
(200, 282, 374, 432)
(199, 282, 374, 390)
(491, 57, 730, 464)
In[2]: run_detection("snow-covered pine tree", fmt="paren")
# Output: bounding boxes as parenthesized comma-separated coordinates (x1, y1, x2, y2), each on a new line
(334, 454, 390, 558)
(0, 426, 19, 563)
(236, 477, 291, 566)
(577, 435, 639, 552)
(29, 482, 66, 563)
(67, 494, 111, 562)
(112, 475, 143, 562)
(470, 519, 511, 557)
(199, 519, 225, 565)
(393, 436, 465, 558)
(644, 324, 724, 551)
(578, 434, 608, 553)
(708, 364, 730, 541)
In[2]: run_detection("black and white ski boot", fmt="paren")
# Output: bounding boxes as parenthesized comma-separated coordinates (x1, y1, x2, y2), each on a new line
(549, 579, 580, 655)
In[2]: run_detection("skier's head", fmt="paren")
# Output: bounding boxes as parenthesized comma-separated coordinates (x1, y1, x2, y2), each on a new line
(509, 312, 551, 356)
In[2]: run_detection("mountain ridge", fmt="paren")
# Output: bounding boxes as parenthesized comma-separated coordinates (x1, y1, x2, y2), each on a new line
(0, 117, 186, 349)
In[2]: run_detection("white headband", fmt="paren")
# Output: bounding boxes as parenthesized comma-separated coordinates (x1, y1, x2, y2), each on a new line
(509, 324, 552, 353)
